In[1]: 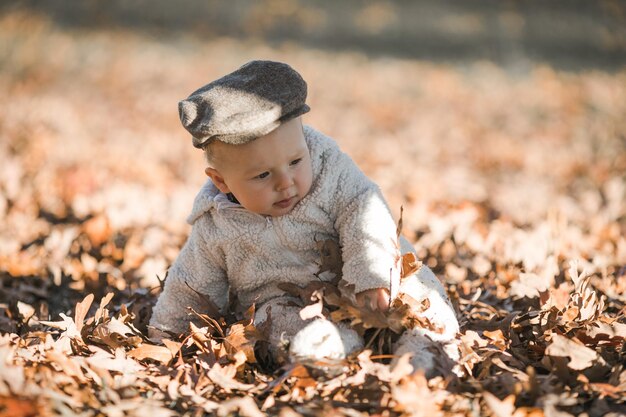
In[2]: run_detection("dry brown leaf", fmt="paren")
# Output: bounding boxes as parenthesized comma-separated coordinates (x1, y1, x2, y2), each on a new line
(74, 293, 94, 332)
(472, 255, 492, 277)
(445, 263, 467, 283)
(163, 339, 183, 356)
(0, 252, 42, 277)
(216, 396, 264, 417)
(277, 408, 304, 417)
(90, 317, 142, 349)
(82, 214, 111, 246)
(483, 329, 508, 350)
(587, 382, 626, 399)
(400, 252, 422, 278)
(483, 392, 518, 417)
(208, 362, 255, 393)
(45, 349, 88, 383)
(461, 330, 490, 349)
(122, 235, 147, 271)
(39, 314, 80, 337)
(298, 297, 324, 321)
(94, 292, 115, 323)
(587, 322, 626, 339)
(510, 273, 549, 299)
(562, 306, 580, 323)
(545, 334, 599, 370)
(540, 283, 573, 312)
(0, 396, 40, 417)
(85, 347, 144, 373)
(389, 352, 416, 383)
(128, 344, 174, 363)
(189, 322, 214, 350)
(396, 205, 404, 238)
(391, 371, 441, 416)
(356, 350, 394, 382)
(222, 305, 264, 363)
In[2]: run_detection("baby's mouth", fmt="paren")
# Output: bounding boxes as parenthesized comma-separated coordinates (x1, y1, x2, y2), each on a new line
(274, 196, 295, 209)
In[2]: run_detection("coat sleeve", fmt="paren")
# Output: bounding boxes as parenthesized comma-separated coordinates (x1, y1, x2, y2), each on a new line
(149, 216, 229, 334)
(323, 144, 401, 294)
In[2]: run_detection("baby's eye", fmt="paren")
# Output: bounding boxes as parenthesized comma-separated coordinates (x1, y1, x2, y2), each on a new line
(256, 172, 270, 179)
(289, 158, 302, 166)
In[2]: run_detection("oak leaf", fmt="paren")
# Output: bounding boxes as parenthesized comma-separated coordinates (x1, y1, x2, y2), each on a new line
(545, 334, 599, 370)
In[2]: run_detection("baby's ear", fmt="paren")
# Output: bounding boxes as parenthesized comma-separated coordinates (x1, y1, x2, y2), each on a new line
(205, 167, 230, 193)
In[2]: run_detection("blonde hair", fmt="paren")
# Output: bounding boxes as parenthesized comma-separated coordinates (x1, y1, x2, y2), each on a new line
(202, 141, 215, 165)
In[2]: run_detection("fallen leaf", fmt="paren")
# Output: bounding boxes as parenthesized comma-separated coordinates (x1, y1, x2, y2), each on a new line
(222, 305, 264, 363)
(401, 252, 422, 278)
(208, 363, 255, 393)
(298, 297, 324, 321)
(391, 371, 441, 416)
(95, 292, 115, 322)
(128, 344, 174, 363)
(483, 392, 517, 417)
(216, 396, 264, 417)
(510, 273, 549, 299)
(90, 317, 142, 349)
(83, 214, 111, 246)
(545, 334, 599, 370)
(0, 396, 40, 417)
(74, 293, 94, 332)
(86, 347, 144, 373)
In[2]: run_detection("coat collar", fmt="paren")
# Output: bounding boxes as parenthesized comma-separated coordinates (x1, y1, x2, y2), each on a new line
(187, 179, 241, 224)
(186, 125, 330, 225)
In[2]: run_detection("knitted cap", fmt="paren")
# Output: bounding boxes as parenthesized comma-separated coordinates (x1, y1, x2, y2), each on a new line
(178, 60, 310, 148)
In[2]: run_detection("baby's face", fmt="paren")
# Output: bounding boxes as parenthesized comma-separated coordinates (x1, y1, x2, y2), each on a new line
(207, 118, 313, 217)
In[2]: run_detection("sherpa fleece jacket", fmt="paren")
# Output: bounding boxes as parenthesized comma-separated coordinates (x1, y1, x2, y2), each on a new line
(150, 126, 401, 334)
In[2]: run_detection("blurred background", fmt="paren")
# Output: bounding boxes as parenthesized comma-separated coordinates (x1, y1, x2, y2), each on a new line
(0, 1, 625, 312)
(8, 0, 626, 70)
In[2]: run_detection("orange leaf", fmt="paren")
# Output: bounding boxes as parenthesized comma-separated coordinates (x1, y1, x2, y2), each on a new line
(74, 293, 94, 332)
(128, 344, 174, 363)
(0, 396, 39, 417)
(400, 252, 421, 279)
(83, 214, 111, 246)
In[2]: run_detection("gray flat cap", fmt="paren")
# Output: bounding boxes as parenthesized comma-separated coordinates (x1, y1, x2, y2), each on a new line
(178, 60, 311, 148)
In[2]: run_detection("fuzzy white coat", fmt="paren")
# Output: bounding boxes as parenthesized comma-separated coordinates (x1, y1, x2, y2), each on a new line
(151, 126, 402, 330)
(150, 126, 459, 373)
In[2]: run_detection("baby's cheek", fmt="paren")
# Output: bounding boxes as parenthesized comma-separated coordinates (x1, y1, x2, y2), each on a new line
(300, 166, 314, 195)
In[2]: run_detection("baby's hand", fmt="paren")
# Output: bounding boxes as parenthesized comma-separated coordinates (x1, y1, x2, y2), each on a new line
(355, 288, 390, 312)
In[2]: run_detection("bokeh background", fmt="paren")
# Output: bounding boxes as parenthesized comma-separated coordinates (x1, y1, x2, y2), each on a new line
(1, 1, 625, 318)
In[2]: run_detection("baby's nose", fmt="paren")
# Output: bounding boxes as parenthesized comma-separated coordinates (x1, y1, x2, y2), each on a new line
(275, 172, 294, 190)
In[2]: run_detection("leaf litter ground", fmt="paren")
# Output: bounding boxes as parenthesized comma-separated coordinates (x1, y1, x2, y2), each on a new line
(0, 12, 625, 417)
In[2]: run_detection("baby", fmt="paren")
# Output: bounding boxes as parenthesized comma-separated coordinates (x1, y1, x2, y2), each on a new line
(150, 60, 459, 376)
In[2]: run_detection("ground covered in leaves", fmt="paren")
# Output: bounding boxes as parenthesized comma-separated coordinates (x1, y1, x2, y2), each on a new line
(1, 11, 625, 417)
